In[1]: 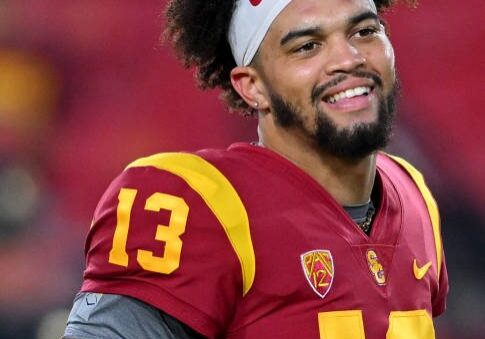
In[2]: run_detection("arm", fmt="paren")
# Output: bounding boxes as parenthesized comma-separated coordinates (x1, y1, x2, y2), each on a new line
(63, 292, 205, 339)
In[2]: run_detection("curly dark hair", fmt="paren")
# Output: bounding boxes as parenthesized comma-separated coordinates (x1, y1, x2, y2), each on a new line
(164, 0, 415, 116)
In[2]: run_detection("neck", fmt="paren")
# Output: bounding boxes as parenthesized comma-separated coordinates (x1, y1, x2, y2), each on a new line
(258, 114, 377, 206)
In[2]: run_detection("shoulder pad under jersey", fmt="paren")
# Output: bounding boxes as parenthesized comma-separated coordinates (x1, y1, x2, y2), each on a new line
(126, 152, 255, 295)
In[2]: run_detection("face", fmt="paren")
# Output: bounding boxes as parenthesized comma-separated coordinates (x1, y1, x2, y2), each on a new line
(255, 0, 397, 158)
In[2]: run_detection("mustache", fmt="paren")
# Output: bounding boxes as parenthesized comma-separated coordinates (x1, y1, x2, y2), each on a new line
(311, 71, 384, 104)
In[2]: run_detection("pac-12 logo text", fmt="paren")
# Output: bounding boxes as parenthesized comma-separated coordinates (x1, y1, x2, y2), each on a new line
(301, 250, 334, 298)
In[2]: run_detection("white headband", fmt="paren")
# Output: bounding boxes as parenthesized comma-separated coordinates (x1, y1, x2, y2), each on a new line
(228, 0, 293, 66)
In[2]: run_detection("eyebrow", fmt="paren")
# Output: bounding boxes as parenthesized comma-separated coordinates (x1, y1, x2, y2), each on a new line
(349, 11, 380, 26)
(280, 11, 380, 47)
(280, 26, 322, 46)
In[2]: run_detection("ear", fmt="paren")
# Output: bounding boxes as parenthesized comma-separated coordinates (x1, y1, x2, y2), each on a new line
(230, 66, 270, 111)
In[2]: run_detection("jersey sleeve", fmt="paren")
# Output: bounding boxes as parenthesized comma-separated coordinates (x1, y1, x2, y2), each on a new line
(81, 152, 255, 338)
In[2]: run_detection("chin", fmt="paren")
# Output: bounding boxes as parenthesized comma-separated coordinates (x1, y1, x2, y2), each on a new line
(333, 113, 379, 132)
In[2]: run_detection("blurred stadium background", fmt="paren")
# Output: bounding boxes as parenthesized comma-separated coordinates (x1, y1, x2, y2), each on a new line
(0, 1, 483, 338)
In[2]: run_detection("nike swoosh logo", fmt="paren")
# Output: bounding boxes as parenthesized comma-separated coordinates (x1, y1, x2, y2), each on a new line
(413, 259, 432, 280)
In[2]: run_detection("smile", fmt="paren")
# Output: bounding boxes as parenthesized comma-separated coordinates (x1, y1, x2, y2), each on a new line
(325, 86, 372, 104)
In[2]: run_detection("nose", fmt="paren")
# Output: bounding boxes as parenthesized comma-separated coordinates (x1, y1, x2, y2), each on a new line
(324, 38, 366, 75)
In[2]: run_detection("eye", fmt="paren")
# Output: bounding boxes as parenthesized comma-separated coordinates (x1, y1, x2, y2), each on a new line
(294, 41, 320, 54)
(353, 25, 382, 38)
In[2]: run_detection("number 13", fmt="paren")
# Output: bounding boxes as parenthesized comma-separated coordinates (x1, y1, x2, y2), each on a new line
(108, 188, 189, 274)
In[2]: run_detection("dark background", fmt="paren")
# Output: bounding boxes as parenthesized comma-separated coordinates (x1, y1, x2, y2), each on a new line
(0, 1, 483, 338)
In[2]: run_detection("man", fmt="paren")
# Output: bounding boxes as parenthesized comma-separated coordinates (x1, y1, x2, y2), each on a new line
(64, 0, 448, 338)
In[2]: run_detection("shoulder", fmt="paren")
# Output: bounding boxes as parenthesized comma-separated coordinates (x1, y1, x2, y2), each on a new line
(377, 152, 444, 278)
(376, 152, 437, 208)
(376, 152, 427, 183)
(94, 149, 245, 222)
(117, 150, 251, 244)
(376, 152, 438, 220)
(83, 149, 256, 326)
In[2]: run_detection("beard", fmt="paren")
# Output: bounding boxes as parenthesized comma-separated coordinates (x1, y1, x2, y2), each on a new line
(270, 72, 398, 159)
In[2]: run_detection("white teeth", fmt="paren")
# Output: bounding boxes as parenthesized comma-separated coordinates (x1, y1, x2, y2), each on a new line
(345, 88, 356, 98)
(327, 86, 370, 104)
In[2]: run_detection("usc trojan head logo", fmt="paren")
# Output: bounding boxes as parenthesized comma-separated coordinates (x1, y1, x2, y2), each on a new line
(301, 250, 334, 298)
(366, 249, 386, 285)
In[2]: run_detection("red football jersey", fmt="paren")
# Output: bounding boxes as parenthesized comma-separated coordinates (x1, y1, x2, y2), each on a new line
(82, 143, 448, 339)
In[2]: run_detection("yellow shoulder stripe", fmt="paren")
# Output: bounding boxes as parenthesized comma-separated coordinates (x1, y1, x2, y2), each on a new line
(388, 155, 442, 278)
(127, 153, 255, 295)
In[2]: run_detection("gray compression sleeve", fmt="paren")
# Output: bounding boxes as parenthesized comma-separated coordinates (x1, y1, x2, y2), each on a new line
(63, 292, 205, 339)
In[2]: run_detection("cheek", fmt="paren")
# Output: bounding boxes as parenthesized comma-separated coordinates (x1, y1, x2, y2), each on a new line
(364, 40, 396, 87)
(383, 42, 396, 77)
(387, 42, 395, 63)
(275, 63, 315, 90)
(293, 63, 318, 79)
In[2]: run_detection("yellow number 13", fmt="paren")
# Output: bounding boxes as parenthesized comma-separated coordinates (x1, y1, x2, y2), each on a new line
(108, 188, 189, 274)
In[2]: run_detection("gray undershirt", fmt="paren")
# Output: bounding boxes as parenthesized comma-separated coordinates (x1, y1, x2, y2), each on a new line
(63, 293, 204, 339)
(343, 200, 375, 230)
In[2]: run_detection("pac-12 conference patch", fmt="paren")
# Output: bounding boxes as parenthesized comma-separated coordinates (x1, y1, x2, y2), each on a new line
(301, 250, 334, 298)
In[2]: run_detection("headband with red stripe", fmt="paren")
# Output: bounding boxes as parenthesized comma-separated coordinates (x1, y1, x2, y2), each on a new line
(228, 0, 293, 66)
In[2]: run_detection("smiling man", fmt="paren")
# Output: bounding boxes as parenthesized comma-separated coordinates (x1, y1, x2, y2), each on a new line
(64, 1, 448, 338)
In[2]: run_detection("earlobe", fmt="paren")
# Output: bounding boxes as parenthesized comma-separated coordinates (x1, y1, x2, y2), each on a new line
(230, 66, 269, 110)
